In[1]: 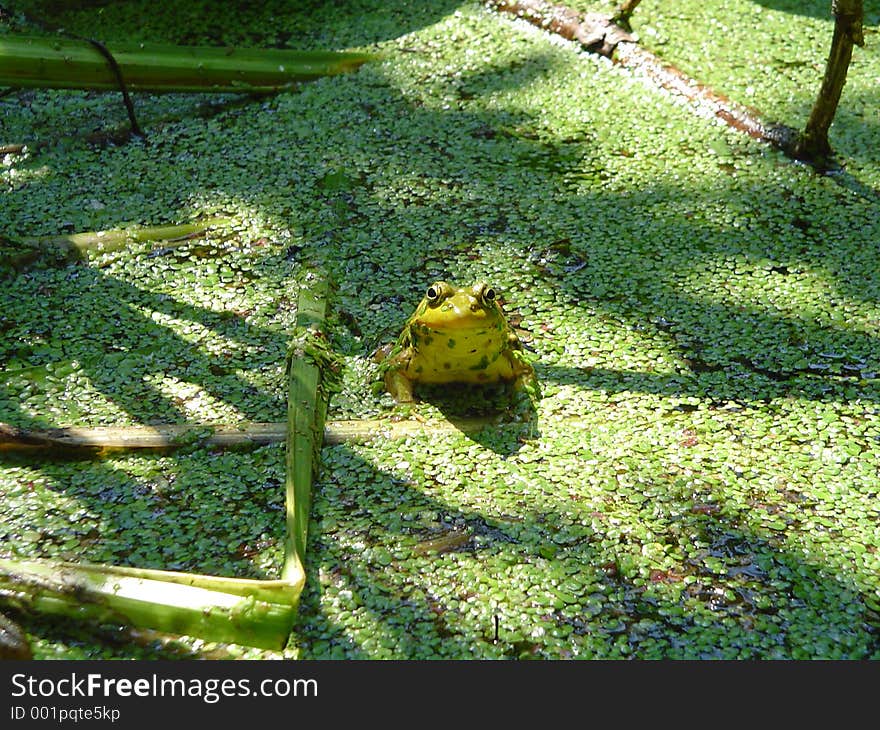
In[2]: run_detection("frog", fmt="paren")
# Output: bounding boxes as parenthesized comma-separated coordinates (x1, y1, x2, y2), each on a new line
(375, 280, 537, 403)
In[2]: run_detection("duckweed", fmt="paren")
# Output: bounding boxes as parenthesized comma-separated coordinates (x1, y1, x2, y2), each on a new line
(2, 0, 880, 659)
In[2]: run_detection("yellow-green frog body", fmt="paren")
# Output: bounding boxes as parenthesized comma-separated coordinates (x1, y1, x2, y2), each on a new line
(377, 281, 536, 402)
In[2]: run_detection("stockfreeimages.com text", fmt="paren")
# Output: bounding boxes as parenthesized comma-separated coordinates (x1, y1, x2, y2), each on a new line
(10, 673, 317, 705)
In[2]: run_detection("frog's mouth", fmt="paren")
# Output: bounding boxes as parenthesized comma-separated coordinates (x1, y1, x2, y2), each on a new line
(419, 299, 493, 329)
(422, 315, 489, 331)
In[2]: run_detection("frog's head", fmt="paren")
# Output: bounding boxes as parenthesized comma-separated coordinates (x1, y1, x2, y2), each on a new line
(412, 281, 505, 330)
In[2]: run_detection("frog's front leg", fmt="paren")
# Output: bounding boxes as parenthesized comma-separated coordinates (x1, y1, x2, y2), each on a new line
(373, 342, 415, 403)
(382, 360, 415, 403)
(504, 362, 536, 399)
(514, 369, 540, 401)
(384, 367, 415, 403)
(506, 348, 540, 401)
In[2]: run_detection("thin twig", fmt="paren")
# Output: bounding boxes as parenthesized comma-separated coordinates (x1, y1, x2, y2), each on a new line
(77, 36, 145, 138)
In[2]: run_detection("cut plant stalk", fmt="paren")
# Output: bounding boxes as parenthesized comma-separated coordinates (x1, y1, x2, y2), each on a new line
(0, 35, 378, 93)
(2, 217, 234, 268)
(282, 270, 338, 585)
(0, 273, 340, 650)
(0, 559, 299, 650)
(0, 611, 31, 659)
(20, 217, 234, 253)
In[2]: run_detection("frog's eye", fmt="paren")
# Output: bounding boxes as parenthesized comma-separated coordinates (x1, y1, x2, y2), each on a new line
(474, 282, 496, 304)
(426, 282, 447, 303)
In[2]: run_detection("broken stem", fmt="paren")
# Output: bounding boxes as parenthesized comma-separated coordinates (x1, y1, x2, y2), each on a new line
(0, 416, 536, 453)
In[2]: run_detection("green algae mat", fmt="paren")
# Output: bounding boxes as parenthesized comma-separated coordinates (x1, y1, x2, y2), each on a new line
(2, 0, 879, 659)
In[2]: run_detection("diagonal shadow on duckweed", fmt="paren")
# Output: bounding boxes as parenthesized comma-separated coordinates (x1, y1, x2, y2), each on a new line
(295, 443, 879, 659)
(0, 249, 300, 653)
(3, 0, 880, 658)
(3, 277, 283, 423)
